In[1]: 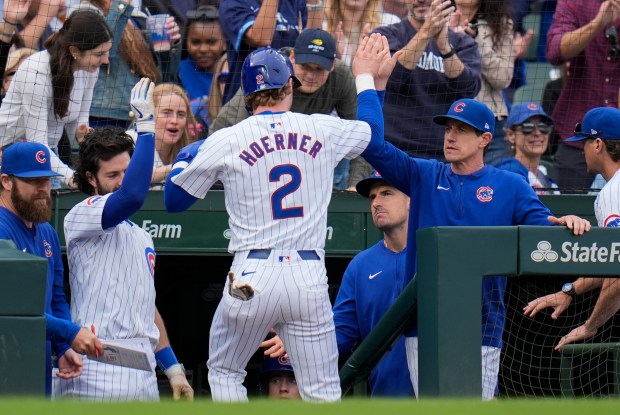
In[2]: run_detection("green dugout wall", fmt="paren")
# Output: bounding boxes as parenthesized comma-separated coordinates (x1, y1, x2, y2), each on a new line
(49, 191, 596, 255)
(340, 226, 620, 397)
(0, 240, 47, 395)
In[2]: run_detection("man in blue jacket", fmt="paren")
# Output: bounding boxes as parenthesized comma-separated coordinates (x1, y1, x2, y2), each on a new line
(334, 171, 414, 397)
(0, 142, 103, 395)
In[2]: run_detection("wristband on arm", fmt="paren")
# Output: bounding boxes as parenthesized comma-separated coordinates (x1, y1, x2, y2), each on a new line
(155, 346, 180, 370)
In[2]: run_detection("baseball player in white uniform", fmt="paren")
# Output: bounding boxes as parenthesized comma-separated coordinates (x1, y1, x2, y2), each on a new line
(164, 35, 396, 402)
(524, 107, 620, 349)
(54, 78, 193, 401)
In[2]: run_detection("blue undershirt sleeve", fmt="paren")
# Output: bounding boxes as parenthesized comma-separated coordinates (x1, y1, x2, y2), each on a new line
(164, 168, 199, 212)
(101, 132, 155, 229)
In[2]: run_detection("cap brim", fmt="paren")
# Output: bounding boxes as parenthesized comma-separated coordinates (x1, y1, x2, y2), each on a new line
(433, 114, 480, 131)
(507, 113, 554, 128)
(12, 170, 62, 178)
(565, 135, 588, 142)
(355, 177, 386, 198)
(293, 53, 334, 71)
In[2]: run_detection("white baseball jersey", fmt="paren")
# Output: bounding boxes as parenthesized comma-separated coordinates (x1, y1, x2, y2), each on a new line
(594, 168, 620, 228)
(172, 112, 371, 252)
(171, 110, 370, 402)
(54, 193, 160, 400)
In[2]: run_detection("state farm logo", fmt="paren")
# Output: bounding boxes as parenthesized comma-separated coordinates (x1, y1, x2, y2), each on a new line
(531, 241, 620, 263)
(531, 241, 558, 262)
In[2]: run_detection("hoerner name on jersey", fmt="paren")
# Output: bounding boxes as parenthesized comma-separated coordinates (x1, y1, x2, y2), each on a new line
(239, 132, 323, 167)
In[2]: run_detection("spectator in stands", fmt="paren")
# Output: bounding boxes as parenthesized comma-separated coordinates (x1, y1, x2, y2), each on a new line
(0, 10, 113, 187)
(323, 0, 400, 185)
(453, 0, 514, 165)
(12, 0, 65, 50)
(68, 0, 182, 129)
(127, 83, 198, 186)
(541, 62, 568, 155)
(373, 0, 481, 160)
(1, 47, 36, 104)
(204, 52, 228, 126)
(324, 0, 400, 67)
(496, 102, 559, 194)
(259, 355, 301, 400)
(0, 0, 32, 104)
(524, 107, 620, 350)
(546, 0, 620, 192)
(179, 5, 226, 108)
(218, 0, 318, 104)
(334, 171, 414, 397)
(382, 0, 408, 20)
(209, 29, 361, 189)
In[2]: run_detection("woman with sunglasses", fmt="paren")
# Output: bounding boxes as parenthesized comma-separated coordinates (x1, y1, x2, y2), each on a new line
(496, 102, 559, 195)
(180, 5, 226, 105)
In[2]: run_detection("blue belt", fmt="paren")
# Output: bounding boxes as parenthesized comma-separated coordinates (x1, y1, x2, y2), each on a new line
(247, 249, 320, 261)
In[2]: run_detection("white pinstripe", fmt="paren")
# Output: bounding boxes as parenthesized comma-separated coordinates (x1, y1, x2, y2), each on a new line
(594, 169, 620, 227)
(207, 250, 340, 402)
(172, 112, 370, 401)
(55, 194, 160, 400)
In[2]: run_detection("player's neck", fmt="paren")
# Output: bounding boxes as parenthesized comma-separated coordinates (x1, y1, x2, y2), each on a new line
(254, 101, 291, 115)
(383, 229, 407, 253)
(601, 162, 620, 182)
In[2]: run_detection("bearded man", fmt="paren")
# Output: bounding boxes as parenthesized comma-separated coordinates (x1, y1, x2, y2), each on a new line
(0, 142, 103, 395)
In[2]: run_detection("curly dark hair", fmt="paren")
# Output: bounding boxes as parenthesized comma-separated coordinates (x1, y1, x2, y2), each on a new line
(44, 10, 112, 119)
(73, 127, 134, 195)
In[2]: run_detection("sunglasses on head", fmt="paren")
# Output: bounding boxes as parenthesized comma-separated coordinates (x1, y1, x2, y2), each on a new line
(516, 122, 552, 135)
(573, 122, 599, 139)
(186, 6, 219, 20)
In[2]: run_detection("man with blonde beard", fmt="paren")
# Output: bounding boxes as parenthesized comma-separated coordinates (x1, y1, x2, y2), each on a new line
(0, 142, 103, 396)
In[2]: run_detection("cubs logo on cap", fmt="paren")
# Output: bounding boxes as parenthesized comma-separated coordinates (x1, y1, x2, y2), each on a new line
(1, 142, 62, 178)
(433, 98, 495, 135)
(506, 102, 553, 128)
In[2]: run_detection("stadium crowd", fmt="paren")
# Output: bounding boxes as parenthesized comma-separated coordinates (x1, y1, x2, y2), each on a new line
(0, 0, 618, 402)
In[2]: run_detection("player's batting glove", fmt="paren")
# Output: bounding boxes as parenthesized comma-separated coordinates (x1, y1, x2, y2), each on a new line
(130, 77, 155, 135)
(165, 364, 194, 401)
(228, 271, 255, 301)
(172, 139, 205, 171)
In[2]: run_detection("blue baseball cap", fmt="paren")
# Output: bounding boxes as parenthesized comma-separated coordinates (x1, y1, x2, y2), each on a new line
(433, 98, 495, 135)
(260, 355, 294, 378)
(566, 107, 620, 142)
(1, 142, 61, 178)
(506, 102, 553, 128)
(356, 171, 388, 198)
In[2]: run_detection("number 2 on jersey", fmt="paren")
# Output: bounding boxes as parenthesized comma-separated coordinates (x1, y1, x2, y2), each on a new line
(270, 164, 303, 220)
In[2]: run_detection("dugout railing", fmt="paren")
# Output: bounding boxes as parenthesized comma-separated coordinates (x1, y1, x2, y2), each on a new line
(340, 226, 620, 398)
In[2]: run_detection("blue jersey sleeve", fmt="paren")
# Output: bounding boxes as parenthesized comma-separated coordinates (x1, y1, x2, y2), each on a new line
(333, 263, 361, 355)
(101, 131, 155, 229)
(48, 231, 76, 356)
(358, 90, 415, 196)
(164, 168, 199, 212)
